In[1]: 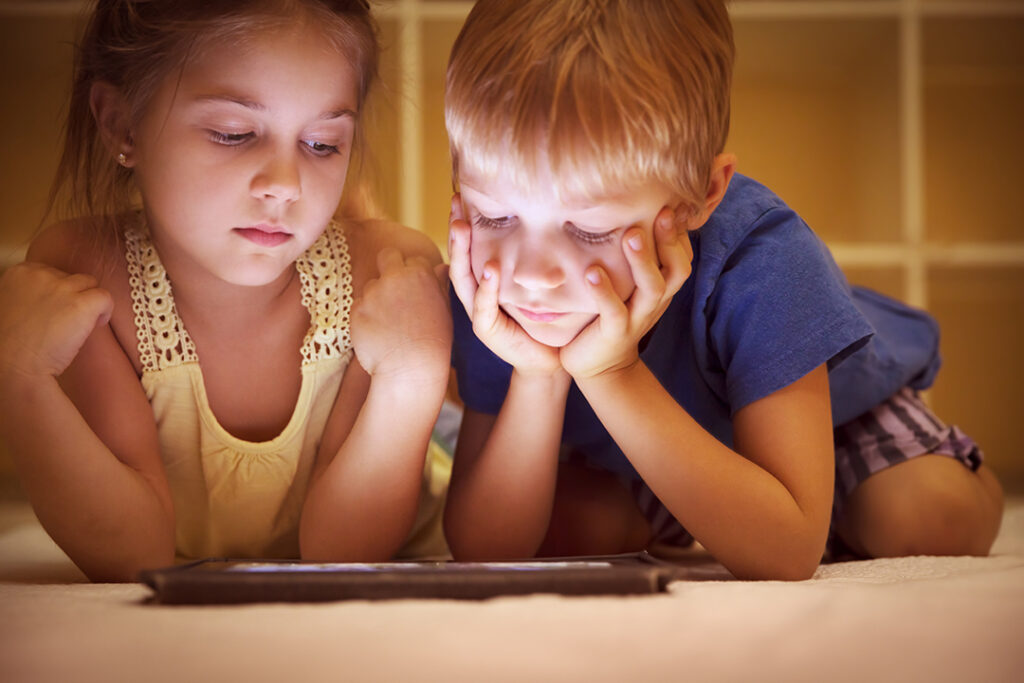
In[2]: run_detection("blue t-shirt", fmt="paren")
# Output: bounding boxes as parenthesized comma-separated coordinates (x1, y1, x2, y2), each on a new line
(451, 174, 941, 479)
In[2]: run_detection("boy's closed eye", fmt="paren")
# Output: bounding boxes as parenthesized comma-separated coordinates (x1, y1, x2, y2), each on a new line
(471, 212, 619, 247)
(471, 213, 517, 230)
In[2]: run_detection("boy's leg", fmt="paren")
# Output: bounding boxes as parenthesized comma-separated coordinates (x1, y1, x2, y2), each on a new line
(836, 458, 1003, 558)
(537, 461, 653, 557)
(832, 389, 1004, 558)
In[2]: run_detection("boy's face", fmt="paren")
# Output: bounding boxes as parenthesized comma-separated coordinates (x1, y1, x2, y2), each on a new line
(459, 165, 676, 348)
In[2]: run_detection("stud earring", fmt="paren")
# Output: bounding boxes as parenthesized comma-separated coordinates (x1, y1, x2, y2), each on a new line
(117, 152, 128, 167)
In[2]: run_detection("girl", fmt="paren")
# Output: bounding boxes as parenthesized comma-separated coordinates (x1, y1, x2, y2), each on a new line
(0, 0, 452, 582)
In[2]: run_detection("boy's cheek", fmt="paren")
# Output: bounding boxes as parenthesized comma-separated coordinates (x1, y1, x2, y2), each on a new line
(594, 257, 637, 302)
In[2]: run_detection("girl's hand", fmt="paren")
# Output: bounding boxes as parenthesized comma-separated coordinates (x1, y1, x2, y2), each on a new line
(448, 194, 563, 377)
(560, 207, 692, 380)
(351, 247, 452, 386)
(0, 262, 113, 384)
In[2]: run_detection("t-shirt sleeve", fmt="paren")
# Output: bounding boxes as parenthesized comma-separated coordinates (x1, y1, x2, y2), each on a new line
(702, 209, 874, 415)
(450, 284, 513, 415)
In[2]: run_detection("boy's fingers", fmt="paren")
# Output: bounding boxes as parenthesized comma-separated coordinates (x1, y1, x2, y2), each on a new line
(653, 208, 692, 295)
(447, 220, 476, 301)
(622, 227, 666, 316)
(472, 261, 502, 335)
(585, 266, 627, 335)
(450, 193, 466, 222)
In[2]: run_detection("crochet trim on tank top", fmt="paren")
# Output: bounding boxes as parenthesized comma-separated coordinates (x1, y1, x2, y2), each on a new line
(125, 223, 353, 373)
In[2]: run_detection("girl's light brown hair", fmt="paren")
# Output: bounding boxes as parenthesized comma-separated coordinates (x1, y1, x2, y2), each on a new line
(49, 0, 379, 236)
(445, 0, 733, 210)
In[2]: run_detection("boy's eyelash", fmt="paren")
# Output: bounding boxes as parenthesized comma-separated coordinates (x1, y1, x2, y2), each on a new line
(565, 223, 617, 245)
(472, 214, 617, 245)
(472, 214, 516, 230)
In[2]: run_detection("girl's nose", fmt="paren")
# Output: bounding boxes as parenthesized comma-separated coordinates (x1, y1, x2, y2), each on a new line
(251, 151, 301, 203)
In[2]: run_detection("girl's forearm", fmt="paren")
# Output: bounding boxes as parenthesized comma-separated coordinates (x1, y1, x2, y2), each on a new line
(299, 373, 447, 561)
(0, 375, 175, 582)
(575, 363, 829, 580)
(444, 370, 572, 560)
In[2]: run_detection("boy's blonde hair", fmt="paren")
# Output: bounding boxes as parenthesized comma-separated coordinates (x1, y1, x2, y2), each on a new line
(445, 0, 733, 210)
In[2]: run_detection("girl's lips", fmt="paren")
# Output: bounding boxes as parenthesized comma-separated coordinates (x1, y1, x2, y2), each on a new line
(234, 227, 292, 247)
(516, 306, 567, 323)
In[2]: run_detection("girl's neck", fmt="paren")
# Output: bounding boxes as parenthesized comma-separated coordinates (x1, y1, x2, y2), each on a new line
(147, 231, 300, 331)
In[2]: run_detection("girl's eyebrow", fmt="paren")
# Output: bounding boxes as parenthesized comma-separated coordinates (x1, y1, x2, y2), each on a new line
(193, 95, 356, 120)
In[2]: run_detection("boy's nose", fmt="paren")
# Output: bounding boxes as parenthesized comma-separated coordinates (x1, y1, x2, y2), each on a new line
(510, 241, 566, 291)
(251, 152, 301, 203)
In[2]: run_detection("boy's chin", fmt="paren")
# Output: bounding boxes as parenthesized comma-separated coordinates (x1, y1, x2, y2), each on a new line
(518, 318, 591, 349)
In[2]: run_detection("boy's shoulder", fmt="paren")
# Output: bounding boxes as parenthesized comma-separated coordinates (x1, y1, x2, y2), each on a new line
(706, 174, 789, 234)
(699, 173, 810, 258)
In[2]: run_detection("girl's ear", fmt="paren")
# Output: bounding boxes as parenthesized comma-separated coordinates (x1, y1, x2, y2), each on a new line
(680, 152, 737, 231)
(90, 81, 135, 167)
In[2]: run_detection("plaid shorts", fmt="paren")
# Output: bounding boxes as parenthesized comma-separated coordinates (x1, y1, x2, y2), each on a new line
(629, 387, 984, 550)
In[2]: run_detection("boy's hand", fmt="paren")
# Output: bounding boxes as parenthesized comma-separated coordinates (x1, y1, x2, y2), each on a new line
(560, 207, 692, 379)
(0, 262, 113, 384)
(448, 194, 563, 377)
(351, 247, 453, 387)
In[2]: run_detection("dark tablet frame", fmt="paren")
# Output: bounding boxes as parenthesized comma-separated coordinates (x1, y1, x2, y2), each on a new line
(139, 552, 692, 604)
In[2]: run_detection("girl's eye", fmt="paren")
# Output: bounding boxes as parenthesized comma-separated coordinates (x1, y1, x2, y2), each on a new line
(565, 223, 617, 246)
(472, 214, 517, 230)
(303, 140, 341, 157)
(210, 130, 254, 146)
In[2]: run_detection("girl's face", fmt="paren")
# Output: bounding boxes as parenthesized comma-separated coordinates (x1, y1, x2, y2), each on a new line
(129, 22, 358, 288)
(459, 163, 676, 348)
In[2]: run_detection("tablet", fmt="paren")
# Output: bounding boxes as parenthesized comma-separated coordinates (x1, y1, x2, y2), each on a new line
(138, 552, 690, 604)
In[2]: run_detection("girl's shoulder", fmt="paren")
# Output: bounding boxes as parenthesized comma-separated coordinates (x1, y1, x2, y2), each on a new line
(26, 216, 128, 285)
(339, 217, 442, 291)
(26, 215, 141, 370)
(341, 217, 441, 263)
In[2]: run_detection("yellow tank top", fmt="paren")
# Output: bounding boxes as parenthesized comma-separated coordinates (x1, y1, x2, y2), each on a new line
(124, 223, 449, 560)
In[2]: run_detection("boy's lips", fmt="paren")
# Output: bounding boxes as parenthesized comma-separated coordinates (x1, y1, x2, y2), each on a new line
(515, 306, 568, 323)
(234, 225, 293, 247)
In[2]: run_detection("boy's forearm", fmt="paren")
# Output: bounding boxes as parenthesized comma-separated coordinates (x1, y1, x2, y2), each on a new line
(300, 373, 447, 562)
(444, 370, 571, 560)
(575, 363, 827, 580)
(0, 374, 175, 581)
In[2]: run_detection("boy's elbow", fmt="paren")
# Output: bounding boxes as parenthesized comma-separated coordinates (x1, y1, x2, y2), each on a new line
(729, 540, 824, 582)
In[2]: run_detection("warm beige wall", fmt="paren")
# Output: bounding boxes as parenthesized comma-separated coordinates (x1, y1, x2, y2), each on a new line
(1, 2, 1022, 492)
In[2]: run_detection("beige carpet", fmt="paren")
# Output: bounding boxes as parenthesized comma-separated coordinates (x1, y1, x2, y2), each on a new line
(1, 497, 1022, 682)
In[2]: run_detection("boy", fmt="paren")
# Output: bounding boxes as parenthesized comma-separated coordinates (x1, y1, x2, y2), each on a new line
(443, 0, 1002, 579)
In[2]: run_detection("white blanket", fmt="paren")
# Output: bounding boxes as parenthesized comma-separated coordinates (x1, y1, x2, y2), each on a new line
(1, 498, 1022, 682)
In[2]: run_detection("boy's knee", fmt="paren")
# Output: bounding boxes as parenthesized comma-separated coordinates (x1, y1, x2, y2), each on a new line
(841, 456, 1001, 558)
